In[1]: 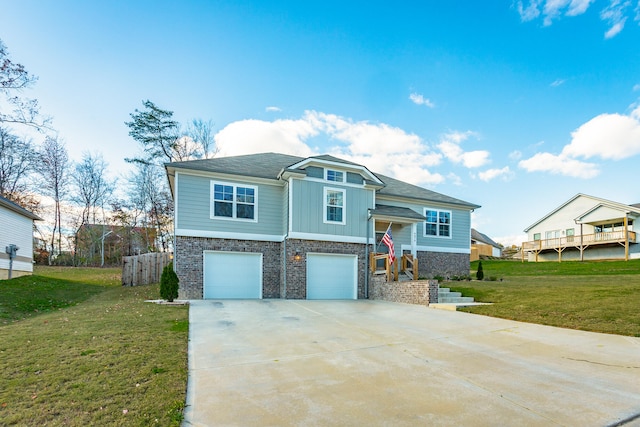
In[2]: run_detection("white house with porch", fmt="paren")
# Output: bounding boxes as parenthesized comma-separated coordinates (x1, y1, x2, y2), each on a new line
(522, 194, 640, 262)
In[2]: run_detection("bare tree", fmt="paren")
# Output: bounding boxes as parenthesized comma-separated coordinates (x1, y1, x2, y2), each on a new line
(0, 126, 36, 199)
(126, 162, 172, 252)
(38, 136, 69, 262)
(184, 118, 218, 159)
(72, 152, 114, 225)
(0, 39, 50, 130)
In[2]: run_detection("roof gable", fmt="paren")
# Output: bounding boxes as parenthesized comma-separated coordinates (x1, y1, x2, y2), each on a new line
(524, 193, 640, 231)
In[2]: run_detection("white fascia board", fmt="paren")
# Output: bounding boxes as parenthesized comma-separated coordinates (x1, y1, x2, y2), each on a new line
(287, 231, 370, 244)
(175, 228, 285, 242)
(172, 169, 283, 187)
(401, 244, 471, 255)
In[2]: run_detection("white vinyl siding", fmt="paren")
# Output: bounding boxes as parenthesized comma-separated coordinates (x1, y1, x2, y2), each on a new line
(0, 206, 35, 274)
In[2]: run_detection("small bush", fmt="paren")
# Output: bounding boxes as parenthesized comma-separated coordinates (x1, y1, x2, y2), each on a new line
(476, 261, 484, 281)
(488, 276, 498, 281)
(433, 275, 445, 282)
(160, 262, 179, 302)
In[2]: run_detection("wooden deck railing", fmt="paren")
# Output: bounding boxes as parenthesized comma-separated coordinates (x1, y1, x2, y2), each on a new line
(523, 230, 637, 252)
(369, 252, 418, 281)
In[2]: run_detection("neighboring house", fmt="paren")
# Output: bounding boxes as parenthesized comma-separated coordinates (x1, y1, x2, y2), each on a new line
(470, 228, 502, 261)
(165, 153, 480, 300)
(523, 193, 640, 262)
(0, 195, 42, 279)
(75, 224, 158, 266)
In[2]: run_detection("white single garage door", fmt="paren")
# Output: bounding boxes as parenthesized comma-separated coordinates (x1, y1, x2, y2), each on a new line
(306, 253, 357, 300)
(203, 251, 262, 299)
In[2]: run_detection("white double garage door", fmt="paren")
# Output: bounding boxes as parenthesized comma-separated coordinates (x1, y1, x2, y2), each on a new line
(203, 251, 357, 299)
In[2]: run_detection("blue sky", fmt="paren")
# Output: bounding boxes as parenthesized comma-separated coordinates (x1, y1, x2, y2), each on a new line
(2, 1, 640, 245)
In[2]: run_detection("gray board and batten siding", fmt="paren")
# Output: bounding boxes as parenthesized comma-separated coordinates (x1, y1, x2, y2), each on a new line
(289, 178, 373, 238)
(176, 172, 285, 238)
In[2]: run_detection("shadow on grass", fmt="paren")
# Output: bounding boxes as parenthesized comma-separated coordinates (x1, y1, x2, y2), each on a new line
(0, 275, 108, 323)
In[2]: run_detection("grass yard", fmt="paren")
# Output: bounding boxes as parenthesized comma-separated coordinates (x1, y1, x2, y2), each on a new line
(445, 259, 640, 337)
(0, 266, 188, 426)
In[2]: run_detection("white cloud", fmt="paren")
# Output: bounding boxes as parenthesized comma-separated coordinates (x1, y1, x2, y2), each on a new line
(215, 118, 317, 158)
(447, 173, 463, 186)
(478, 166, 514, 182)
(601, 0, 631, 39)
(518, 106, 640, 178)
(633, 83, 640, 92)
(517, 0, 636, 38)
(550, 78, 566, 87)
(509, 150, 523, 161)
(437, 131, 490, 168)
(409, 93, 435, 108)
(561, 106, 640, 160)
(214, 110, 447, 186)
(518, 152, 600, 178)
(265, 106, 282, 112)
(516, 0, 542, 21)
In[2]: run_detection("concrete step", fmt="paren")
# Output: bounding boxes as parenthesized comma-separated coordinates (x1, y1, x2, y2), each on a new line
(438, 287, 450, 293)
(438, 296, 475, 304)
(438, 291, 462, 298)
(430, 302, 492, 311)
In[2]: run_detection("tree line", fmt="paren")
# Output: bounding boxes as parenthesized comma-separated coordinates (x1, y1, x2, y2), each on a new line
(0, 38, 216, 266)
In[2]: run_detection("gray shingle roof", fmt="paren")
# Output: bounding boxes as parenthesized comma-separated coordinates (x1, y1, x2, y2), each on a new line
(375, 173, 480, 208)
(471, 228, 500, 248)
(370, 204, 426, 221)
(166, 152, 479, 209)
(166, 152, 304, 180)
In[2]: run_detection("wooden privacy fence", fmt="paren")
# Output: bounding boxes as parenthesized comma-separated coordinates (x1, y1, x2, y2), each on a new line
(122, 252, 172, 286)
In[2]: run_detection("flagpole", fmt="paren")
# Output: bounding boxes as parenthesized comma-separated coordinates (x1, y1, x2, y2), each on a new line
(375, 222, 392, 253)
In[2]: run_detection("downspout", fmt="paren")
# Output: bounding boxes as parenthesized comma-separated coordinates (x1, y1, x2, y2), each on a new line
(283, 237, 287, 298)
(365, 209, 372, 299)
(282, 180, 289, 299)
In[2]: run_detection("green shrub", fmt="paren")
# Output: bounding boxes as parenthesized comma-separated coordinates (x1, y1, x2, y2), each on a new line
(433, 275, 445, 282)
(476, 261, 484, 281)
(160, 262, 179, 302)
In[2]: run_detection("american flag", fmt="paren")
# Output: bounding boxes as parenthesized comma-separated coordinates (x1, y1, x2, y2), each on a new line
(381, 227, 396, 265)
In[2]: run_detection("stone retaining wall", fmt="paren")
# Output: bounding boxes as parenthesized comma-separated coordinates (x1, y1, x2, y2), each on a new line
(416, 251, 469, 279)
(369, 275, 439, 306)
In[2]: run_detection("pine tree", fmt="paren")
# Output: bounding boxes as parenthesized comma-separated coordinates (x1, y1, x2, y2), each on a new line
(476, 261, 484, 281)
(160, 262, 179, 302)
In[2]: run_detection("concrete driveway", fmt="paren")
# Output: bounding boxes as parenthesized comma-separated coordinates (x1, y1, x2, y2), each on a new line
(183, 300, 640, 427)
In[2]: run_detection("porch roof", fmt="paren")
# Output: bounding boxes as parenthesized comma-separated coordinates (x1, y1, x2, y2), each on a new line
(369, 204, 426, 224)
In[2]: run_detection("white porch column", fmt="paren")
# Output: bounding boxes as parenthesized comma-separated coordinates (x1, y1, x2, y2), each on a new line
(411, 223, 417, 257)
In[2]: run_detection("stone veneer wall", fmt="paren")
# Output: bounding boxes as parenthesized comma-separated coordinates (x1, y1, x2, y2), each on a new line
(369, 275, 439, 305)
(415, 251, 470, 279)
(284, 239, 367, 299)
(174, 236, 282, 300)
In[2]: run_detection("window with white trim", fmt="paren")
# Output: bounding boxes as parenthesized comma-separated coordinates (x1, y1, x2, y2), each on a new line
(325, 169, 345, 183)
(211, 181, 257, 221)
(424, 208, 451, 238)
(324, 187, 345, 224)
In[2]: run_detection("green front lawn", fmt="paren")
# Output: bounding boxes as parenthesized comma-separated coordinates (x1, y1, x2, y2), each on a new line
(0, 266, 188, 426)
(445, 260, 640, 337)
